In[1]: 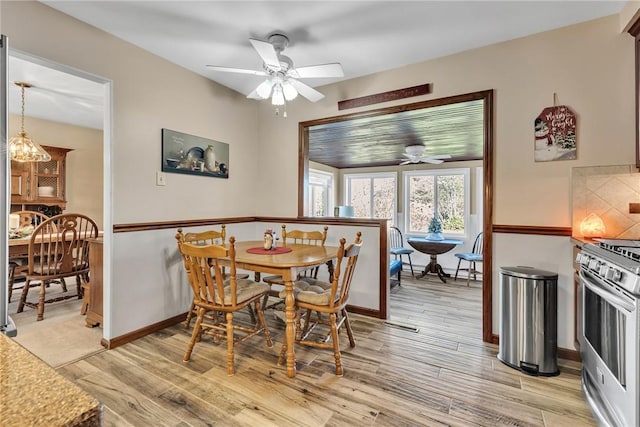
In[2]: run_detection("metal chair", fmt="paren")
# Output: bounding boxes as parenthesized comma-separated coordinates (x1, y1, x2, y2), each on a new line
(389, 226, 415, 277)
(454, 232, 483, 286)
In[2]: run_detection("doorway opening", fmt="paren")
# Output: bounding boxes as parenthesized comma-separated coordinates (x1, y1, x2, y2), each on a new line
(6, 49, 113, 366)
(298, 89, 494, 342)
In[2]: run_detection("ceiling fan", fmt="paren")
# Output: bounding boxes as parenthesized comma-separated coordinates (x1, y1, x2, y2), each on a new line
(400, 144, 452, 165)
(206, 33, 344, 105)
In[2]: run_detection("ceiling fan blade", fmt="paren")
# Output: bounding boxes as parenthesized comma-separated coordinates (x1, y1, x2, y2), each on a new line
(427, 154, 452, 160)
(206, 65, 267, 76)
(399, 160, 412, 165)
(249, 38, 281, 70)
(290, 63, 344, 79)
(423, 158, 445, 164)
(288, 78, 325, 102)
(246, 88, 263, 100)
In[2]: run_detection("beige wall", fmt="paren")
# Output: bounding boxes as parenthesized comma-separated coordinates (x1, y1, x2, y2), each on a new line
(2, 1, 260, 225)
(620, 1, 640, 31)
(257, 14, 635, 228)
(8, 114, 104, 228)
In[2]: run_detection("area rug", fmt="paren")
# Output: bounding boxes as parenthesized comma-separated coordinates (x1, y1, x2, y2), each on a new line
(7, 288, 105, 368)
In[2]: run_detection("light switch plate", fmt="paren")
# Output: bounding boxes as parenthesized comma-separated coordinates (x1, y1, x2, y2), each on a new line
(156, 171, 166, 186)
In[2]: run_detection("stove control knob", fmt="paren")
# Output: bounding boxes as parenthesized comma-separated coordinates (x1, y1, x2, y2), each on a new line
(579, 254, 590, 265)
(588, 259, 599, 270)
(605, 268, 615, 280)
(611, 268, 622, 281)
(599, 264, 609, 276)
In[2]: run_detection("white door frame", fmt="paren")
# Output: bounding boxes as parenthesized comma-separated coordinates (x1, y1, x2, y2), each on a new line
(8, 48, 114, 339)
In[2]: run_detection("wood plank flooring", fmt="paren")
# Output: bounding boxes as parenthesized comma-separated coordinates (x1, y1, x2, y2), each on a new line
(56, 272, 595, 426)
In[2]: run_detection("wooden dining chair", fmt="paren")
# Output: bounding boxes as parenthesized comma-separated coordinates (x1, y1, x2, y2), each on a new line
(262, 224, 329, 310)
(17, 213, 98, 321)
(176, 235, 273, 375)
(176, 226, 250, 328)
(8, 210, 51, 302)
(277, 231, 362, 376)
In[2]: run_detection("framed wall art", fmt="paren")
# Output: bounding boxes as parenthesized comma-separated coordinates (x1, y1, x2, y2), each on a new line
(534, 105, 577, 162)
(161, 128, 229, 178)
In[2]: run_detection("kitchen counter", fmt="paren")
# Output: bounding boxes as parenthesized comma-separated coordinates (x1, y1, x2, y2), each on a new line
(0, 333, 102, 426)
(570, 236, 597, 247)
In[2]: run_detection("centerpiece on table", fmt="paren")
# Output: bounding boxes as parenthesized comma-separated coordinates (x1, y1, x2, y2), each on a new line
(425, 216, 444, 241)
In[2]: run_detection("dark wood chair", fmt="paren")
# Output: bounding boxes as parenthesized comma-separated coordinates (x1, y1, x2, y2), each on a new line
(17, 213, 98, 321)
(389, 225, 415, 277)
(176, 235, 272, 375)
(8, 210, 50, 302)
(277, 232, 362, 376)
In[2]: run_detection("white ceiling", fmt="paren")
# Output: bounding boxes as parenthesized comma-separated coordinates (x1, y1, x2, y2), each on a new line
(9, 1, 626, 130)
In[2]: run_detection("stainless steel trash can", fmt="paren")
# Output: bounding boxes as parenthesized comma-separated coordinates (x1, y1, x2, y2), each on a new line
(497, 266, 559, 376)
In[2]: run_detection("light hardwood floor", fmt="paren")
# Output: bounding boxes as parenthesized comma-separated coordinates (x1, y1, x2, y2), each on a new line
(57, 272, 595, 426)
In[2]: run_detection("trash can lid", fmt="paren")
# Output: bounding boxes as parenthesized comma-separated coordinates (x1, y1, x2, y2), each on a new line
(500, 266, 558, 280)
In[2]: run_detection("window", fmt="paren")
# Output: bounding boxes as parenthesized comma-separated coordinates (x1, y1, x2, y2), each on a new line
(403, 168, 470, 236)
(344, 172, 396, 224)
(308, 169, 333, 217)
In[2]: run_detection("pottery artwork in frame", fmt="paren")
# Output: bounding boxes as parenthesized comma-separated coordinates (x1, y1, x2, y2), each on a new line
(161, 128, 229, 178)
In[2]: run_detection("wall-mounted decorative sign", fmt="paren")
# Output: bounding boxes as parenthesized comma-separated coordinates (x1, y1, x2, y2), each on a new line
(161, 128, 229, 178)
(534, 105, 577, 162)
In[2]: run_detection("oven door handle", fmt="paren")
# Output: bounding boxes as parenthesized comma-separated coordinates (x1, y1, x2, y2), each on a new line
(580, 270, 635, 313)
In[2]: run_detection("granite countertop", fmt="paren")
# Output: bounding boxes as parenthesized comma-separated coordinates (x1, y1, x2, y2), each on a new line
(0, 333, 102, 426)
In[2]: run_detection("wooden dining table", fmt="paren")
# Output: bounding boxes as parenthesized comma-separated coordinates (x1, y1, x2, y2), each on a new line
(220, 240, 339, 378)
(9, 230, 104, 257)
(407, 237, 463, 283)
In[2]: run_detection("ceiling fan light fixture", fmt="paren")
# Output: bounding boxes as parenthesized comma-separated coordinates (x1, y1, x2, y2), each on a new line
(271, 85, 285, 106)
(9, 82, 51, 162)
(405, 144, 425, 156)
(255, 78, 274, 99)
(282, 80, 298, 101)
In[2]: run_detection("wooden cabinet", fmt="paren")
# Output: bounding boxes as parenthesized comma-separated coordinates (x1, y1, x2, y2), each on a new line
(86, 238, 103, 328)
(10, 145, 71, 211)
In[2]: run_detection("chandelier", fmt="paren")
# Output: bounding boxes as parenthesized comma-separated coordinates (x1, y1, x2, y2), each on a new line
(9, 82, 51, 162)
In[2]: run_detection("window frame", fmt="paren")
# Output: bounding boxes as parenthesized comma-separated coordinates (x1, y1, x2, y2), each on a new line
(402, 168, 471, 238)
(343, 171, 397, 223)
(308, 169, 334, 217)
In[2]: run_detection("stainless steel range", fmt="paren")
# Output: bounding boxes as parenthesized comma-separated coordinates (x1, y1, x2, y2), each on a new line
(577, 239, 640, 427)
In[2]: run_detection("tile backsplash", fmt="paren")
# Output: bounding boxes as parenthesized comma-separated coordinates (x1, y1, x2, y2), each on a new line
(572, 165, 640, 239)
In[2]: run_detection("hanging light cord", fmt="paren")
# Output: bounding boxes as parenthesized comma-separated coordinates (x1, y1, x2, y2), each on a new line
(19, 84, 25, 134)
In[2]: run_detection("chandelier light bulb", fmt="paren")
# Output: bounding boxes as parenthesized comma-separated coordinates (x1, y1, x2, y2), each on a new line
(271, 85, 285, 106)
(282, 81, 298, 101)
(255, 78, 273, 99)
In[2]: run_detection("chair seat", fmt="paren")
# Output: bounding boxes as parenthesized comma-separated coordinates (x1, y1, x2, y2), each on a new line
(278, 279, 334, 306)
(217, 279, 270, 305)
(390, 247, 413, 256)
(455, 253, 482, 262)
(390, 259, 402, 277)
